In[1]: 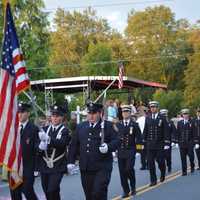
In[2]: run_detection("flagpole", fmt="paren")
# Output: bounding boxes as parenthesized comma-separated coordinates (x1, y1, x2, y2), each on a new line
(94, 77, 117, 103)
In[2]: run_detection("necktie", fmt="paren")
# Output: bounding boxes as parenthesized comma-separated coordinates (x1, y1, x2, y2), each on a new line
(91, 123, 94, 128)
(20, 124, 23, 135)
(152, 114, 155, 119)
(125, 122, 128, 127)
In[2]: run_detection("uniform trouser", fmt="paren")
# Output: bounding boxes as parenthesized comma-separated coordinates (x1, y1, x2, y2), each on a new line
(195, 148, 200, 168)
(41, 172, 63, 200)
(179, 147, 195, 173)
(80, 169, 112, 200)
(10, 175, 38, 200)
(164, 147, 172, 169)
(140, 149, 147, 168)
(147, 149, 166, 183)
(118, 156, 136, 194)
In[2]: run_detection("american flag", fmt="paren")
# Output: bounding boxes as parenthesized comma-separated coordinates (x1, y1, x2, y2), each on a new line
(118, 62, 124, 89)
(0, 2, 30, 188)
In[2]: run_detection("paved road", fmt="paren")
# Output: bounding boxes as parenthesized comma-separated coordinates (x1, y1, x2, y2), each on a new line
(0, 148, 199, 200)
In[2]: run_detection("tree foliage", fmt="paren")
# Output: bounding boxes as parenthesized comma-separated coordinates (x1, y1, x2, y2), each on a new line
(125, 6, 190, 89)
(0, 0, 50, 80)
(80, 42, 116, 76)
(49, 7, 112, 77)
(153, 89, 183, 117)
(184, 29, 200, 109)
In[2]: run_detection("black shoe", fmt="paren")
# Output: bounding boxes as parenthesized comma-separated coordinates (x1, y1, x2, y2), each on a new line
(122, 193, 129, 198)
(197, 167, 200, 170)
(130, 189, 136, 196)
(149, 181, 157, 187)
(182, 172, 187, 176)
(140, 166, 146, 170)
(168, 167, 172, 173)
(160, 176, 165, 183)
(191, 168, 195, 173)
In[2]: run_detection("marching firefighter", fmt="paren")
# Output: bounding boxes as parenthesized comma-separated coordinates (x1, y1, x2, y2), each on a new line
(143, 101, 170, 186)
(116, 105, 142, 198)
(10, 102, 39, 200)
(160, 109, 177, 173)
(176, 109, 195, 176)
(192, 108, 200, 170)
(67, 102, 120, 200)
(37, 104, 71, 200)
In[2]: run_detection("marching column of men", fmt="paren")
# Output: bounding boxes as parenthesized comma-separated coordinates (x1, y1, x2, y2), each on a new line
(9, 100, 200, 200)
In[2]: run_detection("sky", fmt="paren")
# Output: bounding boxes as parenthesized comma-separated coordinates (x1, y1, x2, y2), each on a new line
(43, 0, 200, 32)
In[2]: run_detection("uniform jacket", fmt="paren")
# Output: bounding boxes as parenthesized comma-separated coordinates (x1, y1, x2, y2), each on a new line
(177, 119, 194, 148)
(38, 124, 71, 173)
(116, 120, 142, 158)
(191, 118, 200, 144)
(143, 113, 170, 149)
(21, 121, 39, 177)
(68, 120, 120, 171)
(167, 119, 177, 143)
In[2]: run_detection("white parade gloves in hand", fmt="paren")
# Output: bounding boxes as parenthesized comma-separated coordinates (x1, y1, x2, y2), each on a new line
(175, 143, 179, 148)
(39, 141, 48, 150)
(164, 145, 170, 150)
(39, 131, 50, 145)
(67, 164, 76, 174)
(195, 144, 200, 149)
(99, 143, 108, 154)
(39, 131, 49, 141)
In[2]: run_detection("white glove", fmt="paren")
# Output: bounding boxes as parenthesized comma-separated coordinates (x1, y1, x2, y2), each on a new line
(136, 153, 140, 157)
(34, 171, 39, 177)
(164, 145, 170, 150)
(175, 143, 179, 148)
(99, 143, 108, 154)
(39, 141, 48, 150)
(39, 131, 49, 141)
(171, 142, 175, 147)
(195, 144, 200, 149)
(67, 164, 76, 174)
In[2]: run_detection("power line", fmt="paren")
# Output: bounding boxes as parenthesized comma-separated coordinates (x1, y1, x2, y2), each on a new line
(44, 0, 174, 12)
(27, 50, 198, 72)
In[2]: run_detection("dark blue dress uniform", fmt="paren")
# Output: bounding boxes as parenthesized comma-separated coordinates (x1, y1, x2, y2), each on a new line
(192, 117, 200, 169)
(177, 119, 195, 175)
(116, 120, 142, 197)
(38, 124, 71, 200)
(10, 103, 39, 200)
(164, 119, 177, 172)
(68, 120, 120, 200)
(143, 113, 170, 185)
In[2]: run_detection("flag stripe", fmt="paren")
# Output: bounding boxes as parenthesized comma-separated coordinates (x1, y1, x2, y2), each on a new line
(0, 79, 16, 163)
(0, 72, 9, 120)
(7, 102, 19, 168)
(15, 67, 26, 77)
(13, 54, 24, 65)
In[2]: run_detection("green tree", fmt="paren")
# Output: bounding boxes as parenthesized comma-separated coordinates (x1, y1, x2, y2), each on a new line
(49, 7, 113, 77)
(153, 89, 183, 117)
(81, 42, 116, 76)
(184, 28, 200, 109)
(125, 6, 189, 89)
(0, 0, 50, 80)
